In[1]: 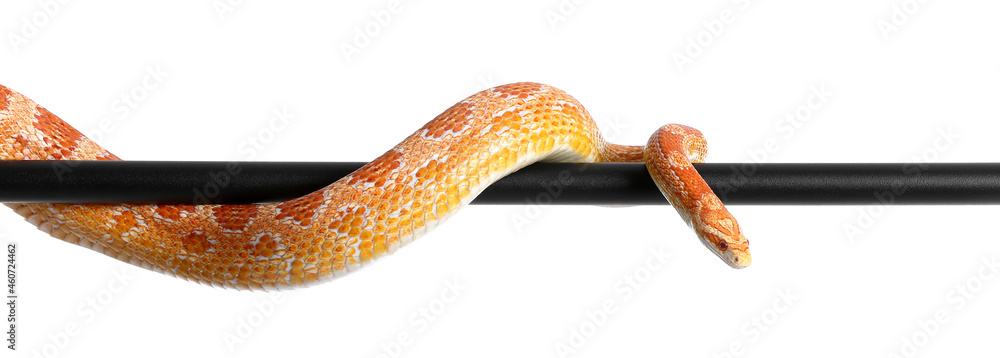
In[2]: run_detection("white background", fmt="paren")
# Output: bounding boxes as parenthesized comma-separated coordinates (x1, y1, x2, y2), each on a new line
(1, 1, 999, 357)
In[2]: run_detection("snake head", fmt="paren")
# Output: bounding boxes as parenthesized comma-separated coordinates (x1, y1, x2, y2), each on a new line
(644, 124, 752, 270)
(692, 196, 751, 269)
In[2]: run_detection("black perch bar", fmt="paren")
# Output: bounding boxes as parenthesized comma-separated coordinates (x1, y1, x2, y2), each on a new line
(1, 161, 999, 205)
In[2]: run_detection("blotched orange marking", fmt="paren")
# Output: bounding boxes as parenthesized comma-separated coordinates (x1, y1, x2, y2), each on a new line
(1, 82, 750, 290)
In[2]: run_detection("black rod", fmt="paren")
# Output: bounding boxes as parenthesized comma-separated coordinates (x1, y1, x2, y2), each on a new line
(1, 161, 999, 205)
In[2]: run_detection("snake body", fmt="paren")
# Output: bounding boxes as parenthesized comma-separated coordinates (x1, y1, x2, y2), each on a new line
(1, 82, 749, 290)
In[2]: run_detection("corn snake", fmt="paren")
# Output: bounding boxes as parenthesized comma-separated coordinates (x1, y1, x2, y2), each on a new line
(0, 82, 749, 290)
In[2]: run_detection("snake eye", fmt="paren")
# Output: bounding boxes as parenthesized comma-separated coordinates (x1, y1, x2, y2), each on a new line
(718, 240, 728, 251)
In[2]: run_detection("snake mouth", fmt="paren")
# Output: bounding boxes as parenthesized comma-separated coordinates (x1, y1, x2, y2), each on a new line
(726, 250, 752, 269)
(699, 235, 751, 269)
(693, 226, 751, 269)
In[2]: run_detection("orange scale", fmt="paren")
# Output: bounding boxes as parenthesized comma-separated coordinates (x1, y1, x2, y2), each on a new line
(359, 250, 373, 263)
(304, 273, 319, 284)
(360, 231, 373, 241)
(332, 244, 346, 254)
(373, 243, 387, 257)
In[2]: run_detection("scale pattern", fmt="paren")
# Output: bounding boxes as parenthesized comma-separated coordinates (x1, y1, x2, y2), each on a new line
(0, 82, 750, 290)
